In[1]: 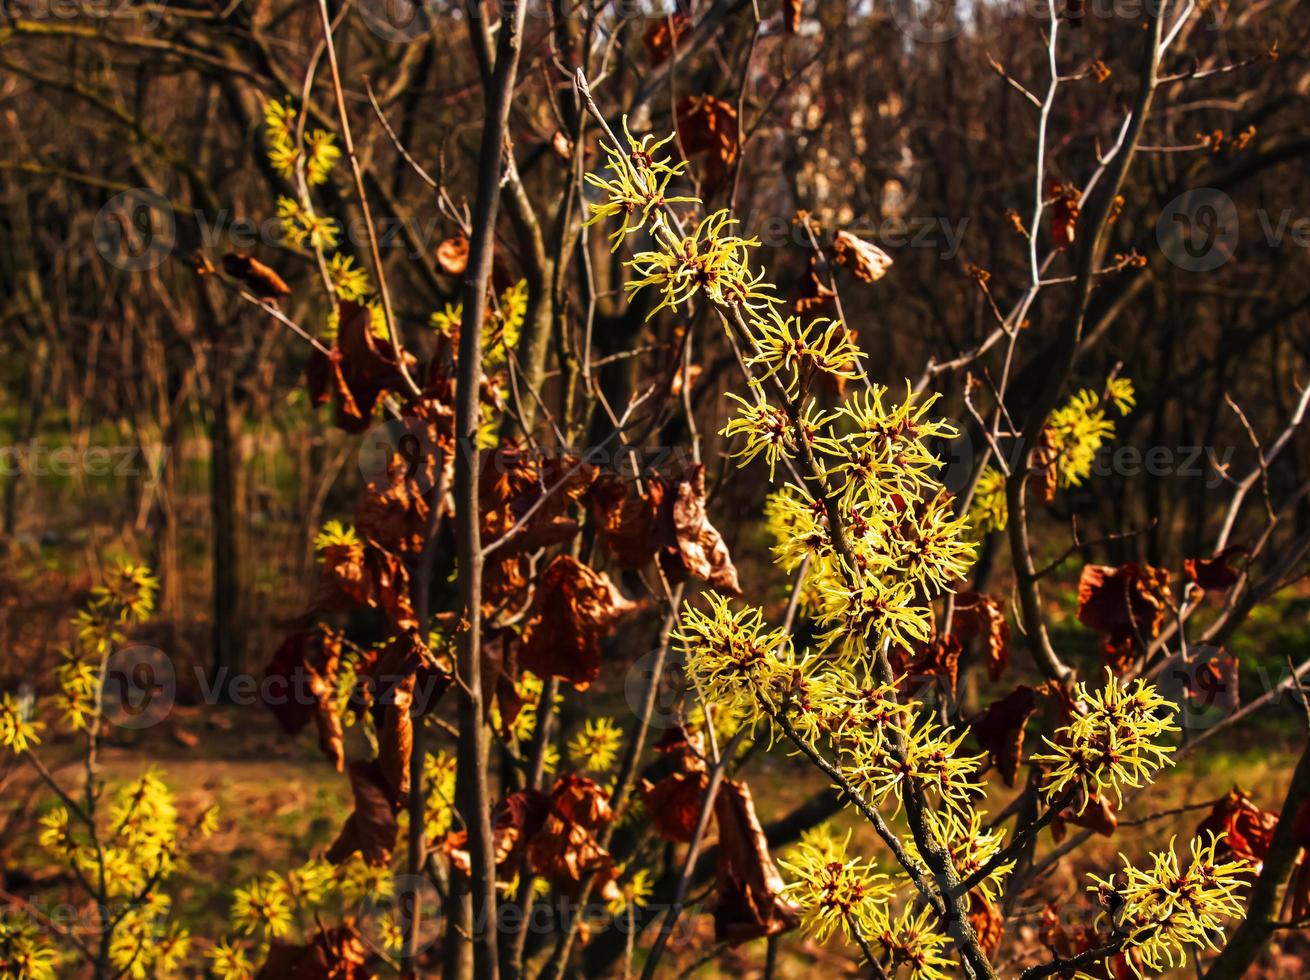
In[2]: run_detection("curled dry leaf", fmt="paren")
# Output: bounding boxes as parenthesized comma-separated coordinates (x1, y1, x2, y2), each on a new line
(436, 230, 469, 276)
(1052, 793, 1118, 844)
(327, 760, 399, 867)
(222, 252, 291, 298)
(970, 685, 1038, 787)
(1184, 545, 1248, 593)
(675, 94, 739, 189)
(482, 625, 527, 738)
(643, 11, 689, 64)
(900, 633, 963, 700)
(589, 471, 664, 569)
(832, 230, 893, 283)
(550, 130, 573, 162)
(255, 924, 370, 980)
(1047, 180, 1080, 251)
(354, 453, 432, 555)
(782, 0, 803, 33)
(794, 254, 837, 314)
(640, 727, 709, 843)
(1077, 562, 1172, 674)
(967, 893, 1004, 960)
(444, 787, 551, 877)
(1195, 788, 1278, 871)
(342, 543, 417, 630)
(263, 629, 345, 771)
(711, 779, 799, 945)
(519, 555, 638, 690)
(1039, 903, 1140, 979)
(952, 592, 1010, 680)
(480, 447, 597, 616)
(306, 301, 418, 433)
(657, 464, 741, 594)
(526, 775, 616, 889)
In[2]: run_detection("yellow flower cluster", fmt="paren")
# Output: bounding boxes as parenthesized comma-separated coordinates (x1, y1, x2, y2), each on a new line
(969, 377, 1135, 534)
(218, 853, 394, 973)
(585, 123, 1238, 976)
(0, 918, 59, 980)
(1034, 670, 1179, 810)
(783, 827, 953, 979)
(568, 717, 625, 773)
(1087, 834, 1249, 973)
(263, 98, 340, 186)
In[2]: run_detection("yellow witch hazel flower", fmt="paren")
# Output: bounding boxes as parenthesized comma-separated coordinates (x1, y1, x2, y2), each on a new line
(812, 573, 932, 660)
(0, 917, 59, 980)
(627, 209, 775, 318)
(0, 691, 41, 754)
(1087, 833, 1248, 973)
(850, 715, 984, 815)
(568, 717, 624, 773)
(424, 750, 459, 839)
(583, 119, 696, 249)
(314, 519, 360, 555)
(675, 594, 796, 729)
(207, 938, 253, 980)
(869, 904, 956, 980)
(781, 826, 894, 942)
(277, 196, 339, 251)
(911, 809, 1014, 904)
(606, 866, 654, 916)
(1034, 670, 1179, 809)
(326, 253, 371, 301)
(815, 383, 960, 504)
(263, 98, 339, 185)
(746, 311, 864, 395)
(720, 395, 833, 480)
(230, 873, 294, 939)
(967, 464, 1009, 535)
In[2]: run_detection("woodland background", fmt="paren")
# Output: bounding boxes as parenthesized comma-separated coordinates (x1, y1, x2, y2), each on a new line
(2, 0, 1310, 976)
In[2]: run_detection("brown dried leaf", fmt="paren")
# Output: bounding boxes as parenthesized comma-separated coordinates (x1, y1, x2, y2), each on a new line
(833, 230, 892, 283)
(952, 592, 1010, 680)
(794, 254, 837, 314)
(1048, 181, 1080, 251)
(658, 464, 741, 594)
(1196, 788, 1278, 871)
(519, 555, 638, 690)
(971, 685, 1038, 787)
(711, 779, 799, 945)
(327, 761, 399, 866)
(782, 0, 803, 33)
(676, 94, 739, 189)
(435, 230, 469, 276)
(527, 775, 616, 888)
(255, 924, 370, 980)
(222, 252, 291, 298)
(1077, 563, 1172, 673)
(263, 629, 345, 771)
(968, 893, 1004, 960)
(643, 12, 689, 64)
(1184, 546, 1248, 593)
(589, 472, 663, 569)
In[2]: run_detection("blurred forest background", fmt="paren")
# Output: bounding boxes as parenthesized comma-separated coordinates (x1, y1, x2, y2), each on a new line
(2, 0, 1310, 976)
